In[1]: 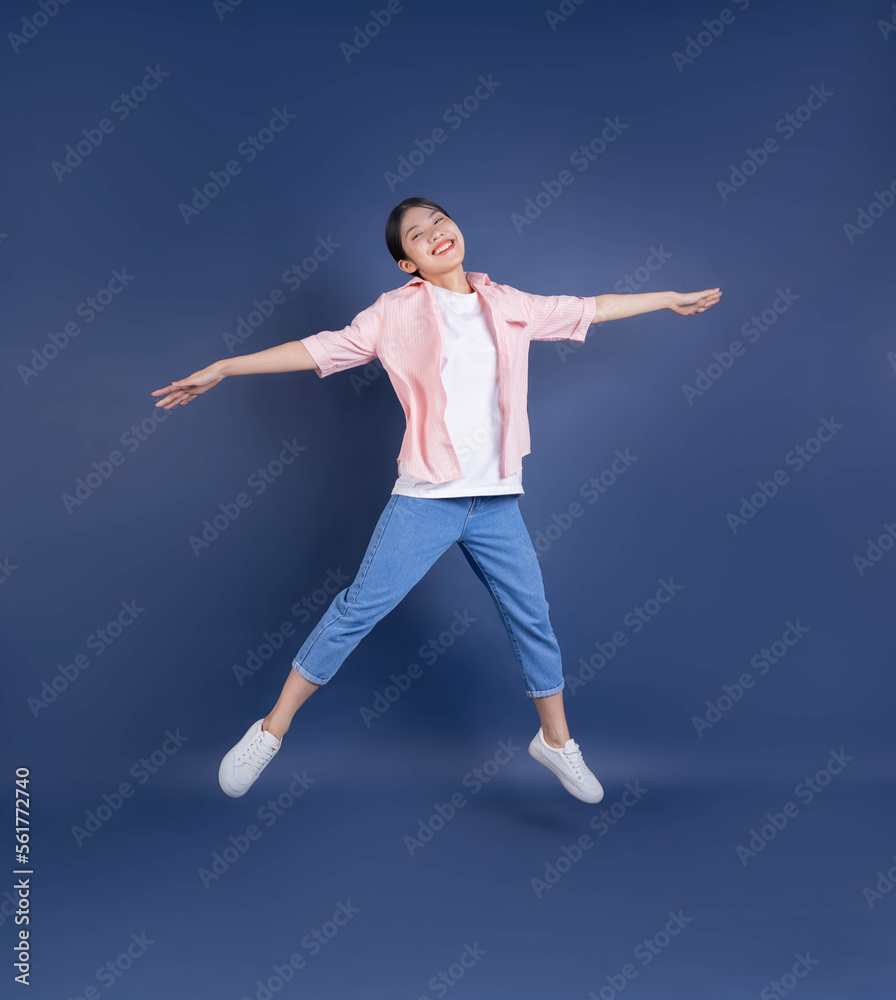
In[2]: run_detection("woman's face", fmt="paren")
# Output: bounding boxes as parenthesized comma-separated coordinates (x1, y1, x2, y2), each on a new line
(398, 206, 465, 279)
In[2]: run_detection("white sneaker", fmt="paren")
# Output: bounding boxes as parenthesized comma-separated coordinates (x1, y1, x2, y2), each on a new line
(528, 727, 604, 803)
(218, 719, 281, 798)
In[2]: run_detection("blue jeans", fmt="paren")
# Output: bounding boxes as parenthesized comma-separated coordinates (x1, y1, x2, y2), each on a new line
(292, 494, 565, 698)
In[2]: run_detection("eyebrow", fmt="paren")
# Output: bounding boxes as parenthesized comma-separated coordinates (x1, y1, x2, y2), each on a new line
(404, 210, 442, 237)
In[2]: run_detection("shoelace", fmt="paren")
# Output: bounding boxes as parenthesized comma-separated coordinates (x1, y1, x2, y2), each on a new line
(561, 741, 586, 781)
(238, 735, 277, 773)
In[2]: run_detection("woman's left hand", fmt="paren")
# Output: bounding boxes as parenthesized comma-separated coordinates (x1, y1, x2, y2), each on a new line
(668, 288, 723, 316)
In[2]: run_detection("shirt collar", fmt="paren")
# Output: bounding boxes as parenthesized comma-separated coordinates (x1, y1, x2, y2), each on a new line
(399, 271, 492, 290)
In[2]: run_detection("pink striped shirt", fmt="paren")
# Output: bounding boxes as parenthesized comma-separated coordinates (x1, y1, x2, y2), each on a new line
(300, 271, 593, 485)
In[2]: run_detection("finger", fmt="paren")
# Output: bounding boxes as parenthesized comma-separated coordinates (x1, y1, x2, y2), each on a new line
(158, 385, 201, 408)
(152, 382, 189, 398)
(158, 391, 187, 409)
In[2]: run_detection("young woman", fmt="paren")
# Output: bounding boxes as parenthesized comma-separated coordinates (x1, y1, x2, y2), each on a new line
(151, 196, 721, 806)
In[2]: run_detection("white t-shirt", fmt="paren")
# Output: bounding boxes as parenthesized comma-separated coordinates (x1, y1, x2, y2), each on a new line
(391, 283, 525, 499)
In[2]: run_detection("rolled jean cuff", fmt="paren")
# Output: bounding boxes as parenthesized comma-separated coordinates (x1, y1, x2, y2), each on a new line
(526, 679, 565, 699)
(292, 658, 329, 686)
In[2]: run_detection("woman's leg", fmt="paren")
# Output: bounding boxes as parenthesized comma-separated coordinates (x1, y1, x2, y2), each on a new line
(456, 497, 604, 802)
(456, 496, 571, 738)
(263, 494, 465, 737)
(264, 598, 572, 748)
(263, 671, 319, 740)
(532, 692, 571, 749)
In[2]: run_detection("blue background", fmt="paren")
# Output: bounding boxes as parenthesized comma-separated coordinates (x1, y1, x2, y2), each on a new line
(2, 0, 895, 996)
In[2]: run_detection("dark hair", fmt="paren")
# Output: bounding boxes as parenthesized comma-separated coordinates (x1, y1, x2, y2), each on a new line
(385, 196, 451, 279)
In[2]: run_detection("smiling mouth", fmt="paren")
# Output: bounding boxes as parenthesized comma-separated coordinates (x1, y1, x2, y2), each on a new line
(432, 239, 455, 256)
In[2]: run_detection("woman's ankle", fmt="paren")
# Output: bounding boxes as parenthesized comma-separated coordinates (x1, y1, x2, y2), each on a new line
(263, 715, 288, 740)
(542, 727, 570, 749)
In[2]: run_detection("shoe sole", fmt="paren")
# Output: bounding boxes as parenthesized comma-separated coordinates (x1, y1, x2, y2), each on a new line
(528, 739, 604, 804)
(218, 753, 246, 798)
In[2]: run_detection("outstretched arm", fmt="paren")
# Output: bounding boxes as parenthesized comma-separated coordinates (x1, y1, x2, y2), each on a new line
(591, 288, 722, 324)
(151, 340, 320, 410)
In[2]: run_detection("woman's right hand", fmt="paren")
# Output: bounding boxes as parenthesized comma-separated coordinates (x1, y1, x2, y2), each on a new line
(151, 363, 226, 409)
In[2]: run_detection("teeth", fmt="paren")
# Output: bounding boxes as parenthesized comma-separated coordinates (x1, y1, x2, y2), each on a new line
(433, 240, 453, 255)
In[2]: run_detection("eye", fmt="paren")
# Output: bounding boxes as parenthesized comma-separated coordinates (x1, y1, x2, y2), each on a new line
(411, 217, 445, 240)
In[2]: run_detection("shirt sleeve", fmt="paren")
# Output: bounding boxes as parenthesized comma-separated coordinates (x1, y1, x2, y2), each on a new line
(515, 288, 593, 344)
(300, 296, 383, 378)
